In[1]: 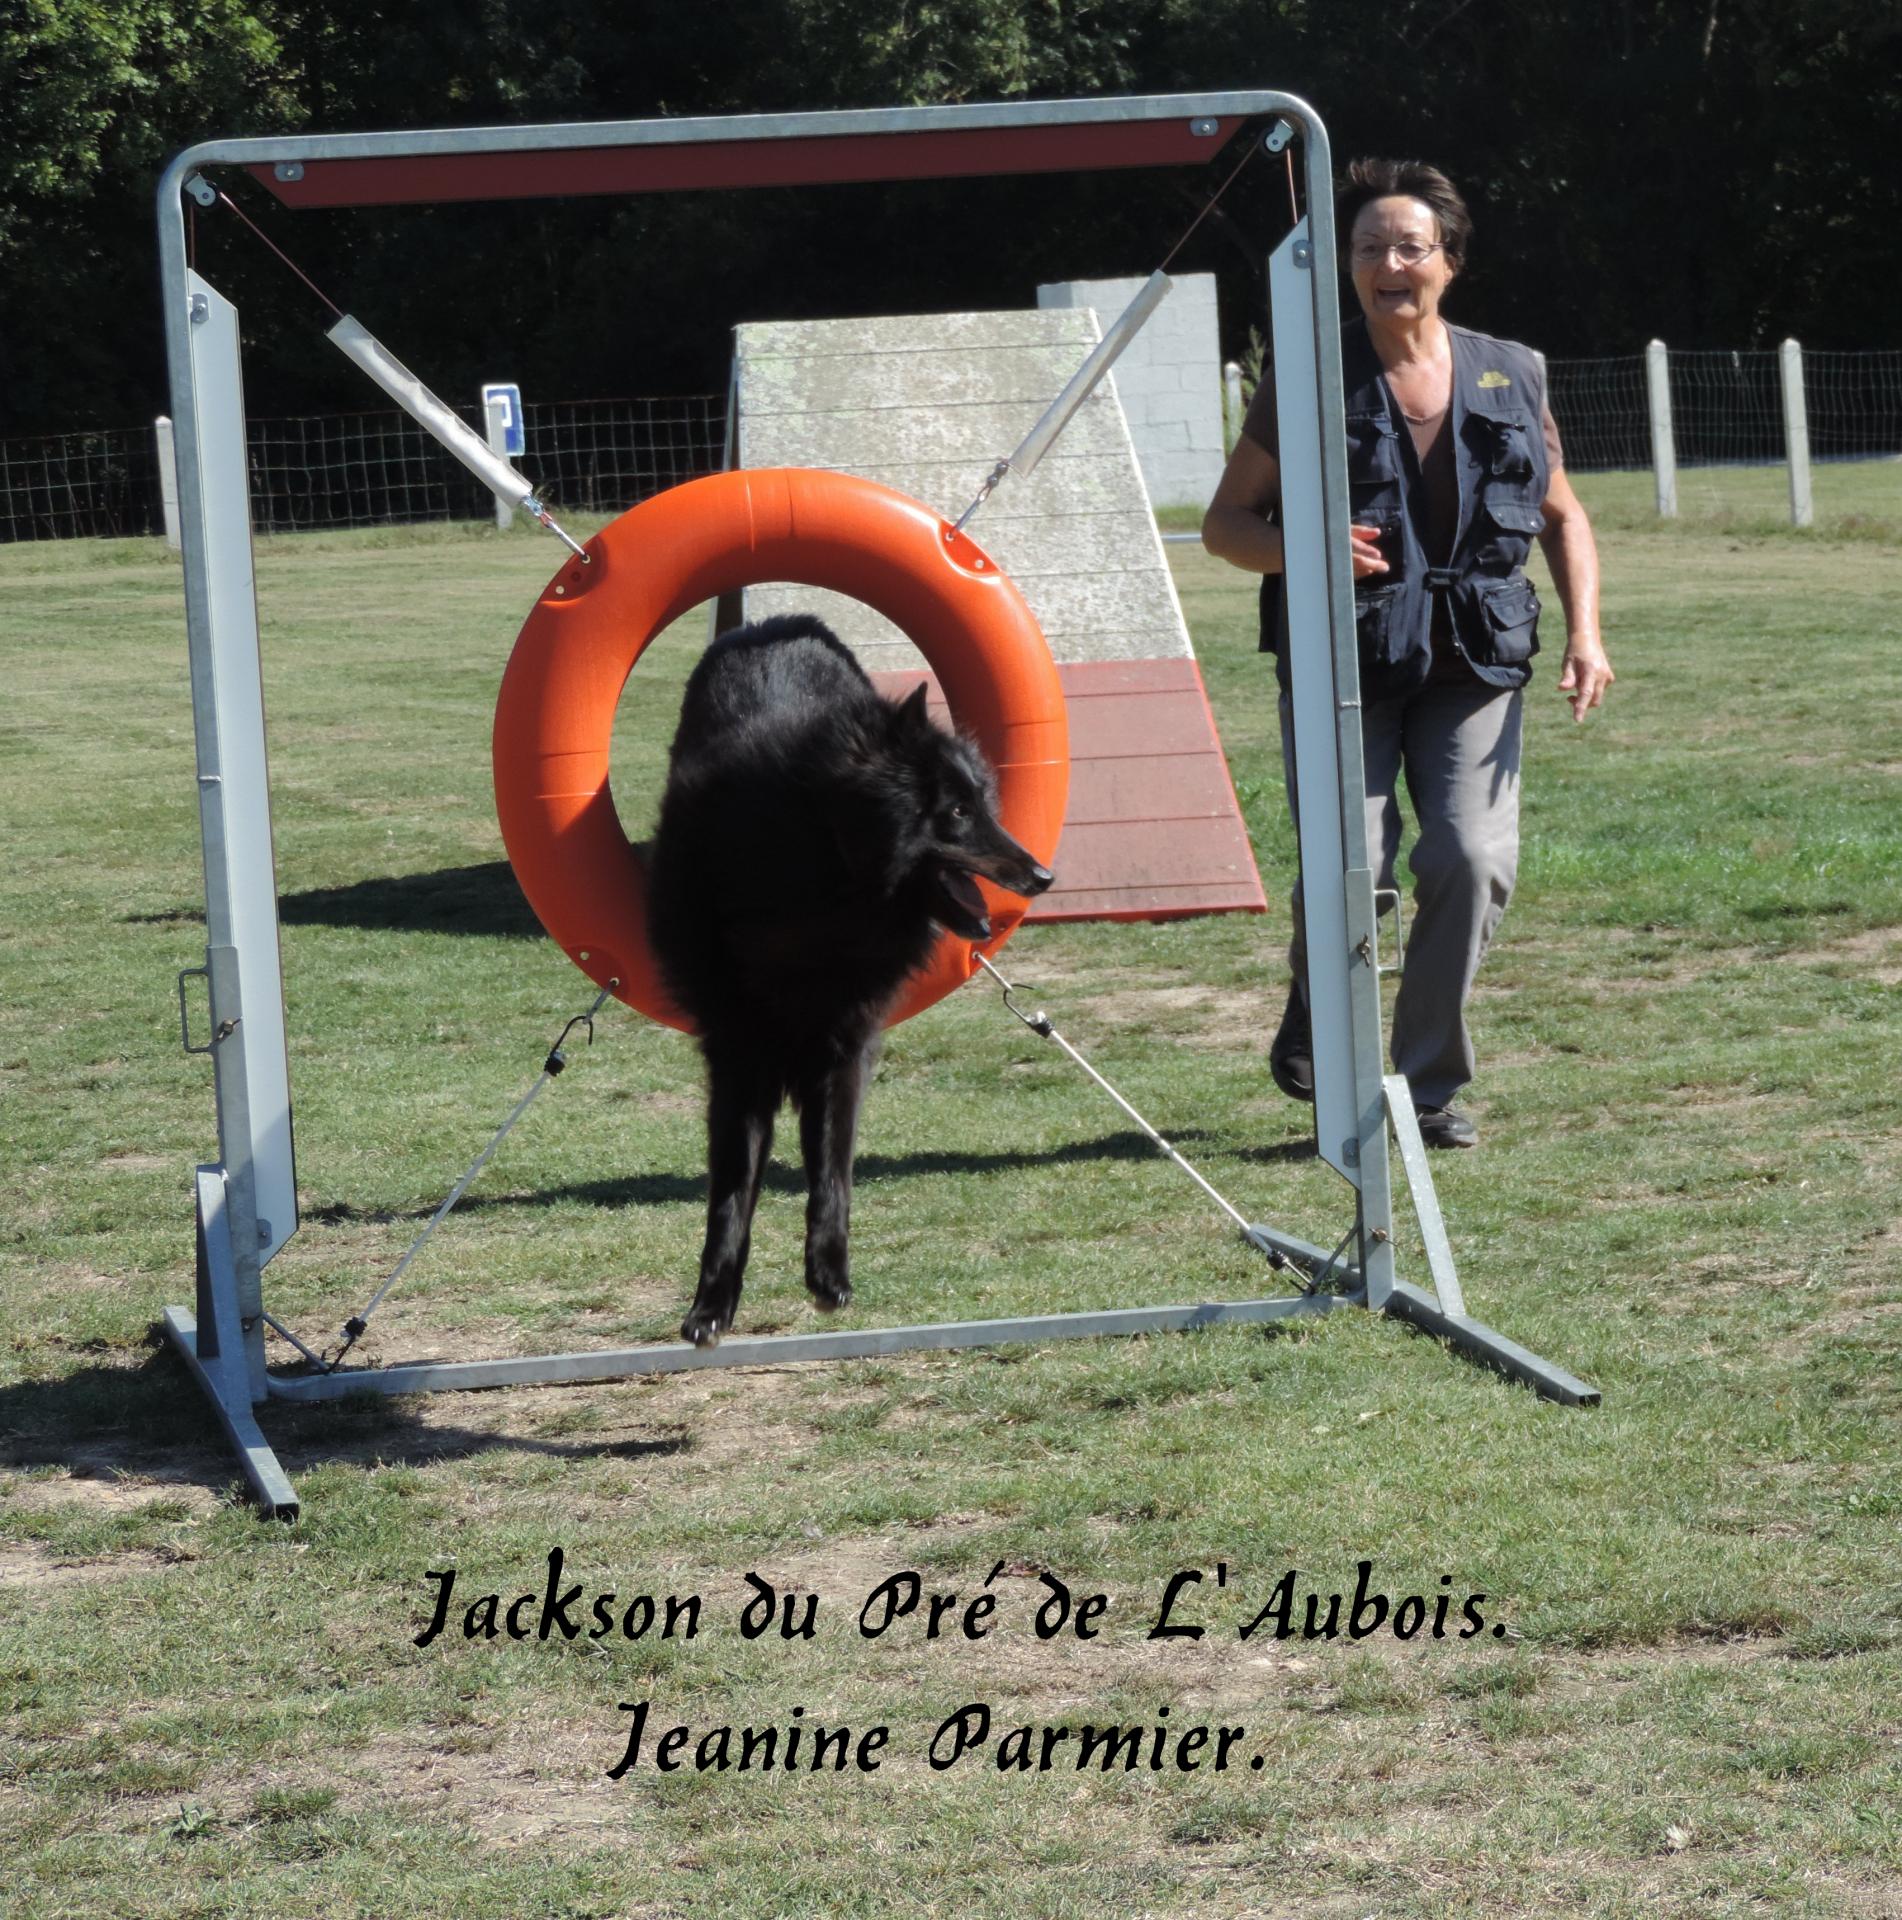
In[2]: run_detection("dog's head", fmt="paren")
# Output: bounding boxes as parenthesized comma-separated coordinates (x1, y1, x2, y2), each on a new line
(880, 683, 1054, 941)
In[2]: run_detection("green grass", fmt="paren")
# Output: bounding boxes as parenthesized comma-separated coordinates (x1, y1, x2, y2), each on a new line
(2, 497, 1900, 1917)
(1571, 456, 1902, 543)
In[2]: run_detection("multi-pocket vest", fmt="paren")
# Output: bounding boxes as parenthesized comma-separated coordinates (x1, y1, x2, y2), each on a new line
(1261, 318, 1550, 700)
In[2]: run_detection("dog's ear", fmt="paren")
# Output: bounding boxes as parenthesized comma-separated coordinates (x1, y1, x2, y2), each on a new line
(894, 682, 933, 735)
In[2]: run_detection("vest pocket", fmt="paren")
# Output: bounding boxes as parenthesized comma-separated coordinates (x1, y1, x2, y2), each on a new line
(1475, 498, 1545, 571)
(1355, 584, 1403, 664)
(1474, 576, 1542, 664)
(1345, 412, 1402, 491)
(1469, 412, 1536, 482)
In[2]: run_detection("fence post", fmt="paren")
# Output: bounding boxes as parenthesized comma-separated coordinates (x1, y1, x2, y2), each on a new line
(1779, 338, 1813, 529)
(154, 415, 182, 550)
(1222, 360, 1243, 455)
(485, 397, 514, 531)
(1645, 340, 1676, 519)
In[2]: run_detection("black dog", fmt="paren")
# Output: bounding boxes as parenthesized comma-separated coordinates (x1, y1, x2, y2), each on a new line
(647, 614, 1054, 1348)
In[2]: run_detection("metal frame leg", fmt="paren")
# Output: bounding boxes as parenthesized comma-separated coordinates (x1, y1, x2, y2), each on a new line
(1381, 1283, 1600, 1406)
(164, 1168, 300, 1520)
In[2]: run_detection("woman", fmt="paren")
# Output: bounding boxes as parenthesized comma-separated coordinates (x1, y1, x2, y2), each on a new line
(1203, 157, 1613, 1150)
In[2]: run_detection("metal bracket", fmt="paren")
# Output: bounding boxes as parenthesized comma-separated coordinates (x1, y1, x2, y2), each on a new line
(1264, 118, 1297, 155)
(179, 963, 238, 1053)
(1373, 886, 1406, 975)
(183, 172, 218, 208)
(178, 965, 213, 1054)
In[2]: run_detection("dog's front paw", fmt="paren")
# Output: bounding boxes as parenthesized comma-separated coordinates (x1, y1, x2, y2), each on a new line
(805, 1262, 853, 1314)
(680, 1303, 730, 1348)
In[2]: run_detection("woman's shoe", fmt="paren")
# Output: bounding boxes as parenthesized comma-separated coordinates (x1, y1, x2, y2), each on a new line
(1269, 987, 1314, 1103)
(1414, 1105, 1477, 1150)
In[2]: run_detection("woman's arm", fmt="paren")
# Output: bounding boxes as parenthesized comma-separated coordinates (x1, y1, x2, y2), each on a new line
(1536, 466, 1614, 721)
(1202, 432, 1390, 581)
(1201, 433, 1285, 573)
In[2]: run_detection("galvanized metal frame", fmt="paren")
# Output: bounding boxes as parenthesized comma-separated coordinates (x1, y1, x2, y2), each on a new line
(156, 92, 1596, 1520)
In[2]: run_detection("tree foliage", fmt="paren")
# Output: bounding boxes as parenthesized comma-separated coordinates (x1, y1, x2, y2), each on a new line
(1, 0, 294, 425)
(2, 0, 1896, 434)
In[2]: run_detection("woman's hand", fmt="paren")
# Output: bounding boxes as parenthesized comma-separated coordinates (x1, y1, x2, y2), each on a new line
(1557, 633, 1614, 720)
(1349, 525, 1390, 580)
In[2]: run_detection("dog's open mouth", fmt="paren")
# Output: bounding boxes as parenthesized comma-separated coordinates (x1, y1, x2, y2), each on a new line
(928, 864, 992, 941)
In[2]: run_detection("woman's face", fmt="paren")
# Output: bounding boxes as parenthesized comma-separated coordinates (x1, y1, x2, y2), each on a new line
(1347, 195, 1455, 327)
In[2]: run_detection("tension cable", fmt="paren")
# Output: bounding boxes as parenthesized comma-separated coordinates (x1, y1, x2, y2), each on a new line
(954, 116, 1296, 534)
(307, 979, 620, 1373)
(974, 954, 1309, 1288)
(186, 175, 590, 561)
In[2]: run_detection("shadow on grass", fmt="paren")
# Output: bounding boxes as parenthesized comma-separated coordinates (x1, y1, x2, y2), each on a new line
(277, 861, 544, 940)
(0, 1344, 689, 1503)
(121, 862, 548, 939)
(304, 1129, 1241, 1222)
(1234, 1138, 1319, 1165)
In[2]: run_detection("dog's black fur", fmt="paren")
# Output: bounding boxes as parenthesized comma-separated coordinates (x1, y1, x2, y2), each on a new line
(647, 614, 1054, 1347)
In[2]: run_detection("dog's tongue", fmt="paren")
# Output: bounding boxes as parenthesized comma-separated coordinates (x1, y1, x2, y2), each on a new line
(938, 866, 990, 939)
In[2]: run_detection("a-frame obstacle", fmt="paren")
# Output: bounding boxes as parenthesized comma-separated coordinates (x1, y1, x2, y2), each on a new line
(727, 306, 1266, 922)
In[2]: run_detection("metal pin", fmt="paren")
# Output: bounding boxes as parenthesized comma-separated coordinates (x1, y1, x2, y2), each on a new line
(523, 494, 590, 561)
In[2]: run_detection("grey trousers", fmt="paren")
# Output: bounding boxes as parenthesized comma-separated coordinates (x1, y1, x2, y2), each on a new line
(1281, 678, 1523, 1109)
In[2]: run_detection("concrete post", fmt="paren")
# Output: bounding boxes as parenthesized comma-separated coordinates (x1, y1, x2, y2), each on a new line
(1780, 338, 1813, 529)
(1646, 340, 1677, 519)
(155, 415, 182, 550)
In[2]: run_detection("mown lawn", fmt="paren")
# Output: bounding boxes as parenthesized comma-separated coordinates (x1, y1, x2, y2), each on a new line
(1, 485, 1899, 1918)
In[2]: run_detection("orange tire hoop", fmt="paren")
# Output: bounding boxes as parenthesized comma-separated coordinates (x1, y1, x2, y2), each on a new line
(493, 468, 1069, 1033)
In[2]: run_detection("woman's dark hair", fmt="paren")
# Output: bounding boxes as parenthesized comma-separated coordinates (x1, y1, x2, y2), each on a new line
(1337, 158, 1473, 270)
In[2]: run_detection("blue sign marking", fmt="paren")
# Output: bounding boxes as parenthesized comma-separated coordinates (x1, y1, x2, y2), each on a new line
(481, 382, 525, 457)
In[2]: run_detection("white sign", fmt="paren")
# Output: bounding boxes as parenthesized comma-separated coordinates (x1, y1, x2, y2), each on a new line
(481, 382, 525, 456)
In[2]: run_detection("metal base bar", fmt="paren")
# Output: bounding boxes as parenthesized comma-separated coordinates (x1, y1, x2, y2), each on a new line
(163, 1307, 301, 1519)
(163, 1240, 1599, 1514)
(1381, 1282, 1600, 1407)
(260, 1294, 1344, 1404)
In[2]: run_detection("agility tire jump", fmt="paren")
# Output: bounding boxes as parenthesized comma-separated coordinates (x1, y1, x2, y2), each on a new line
(493, 467, 1070, 1032)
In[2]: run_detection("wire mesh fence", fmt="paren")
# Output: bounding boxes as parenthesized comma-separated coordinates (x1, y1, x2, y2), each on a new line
(6, 350, 1901, 543)
(1545, 348, 1902, 474)
(0, 426, 165, 542)
(1667, 350, 1785, 467)
(1804, 350, 1902, 463)
(1543, 355, 1651, 471)
(1, 393, 730, 544)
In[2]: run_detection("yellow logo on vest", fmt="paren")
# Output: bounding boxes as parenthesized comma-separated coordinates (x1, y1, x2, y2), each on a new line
(1477, 370, 1512, 389)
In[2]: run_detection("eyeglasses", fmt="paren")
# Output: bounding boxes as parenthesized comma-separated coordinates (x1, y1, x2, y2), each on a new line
(1349, 240, 1442, 268)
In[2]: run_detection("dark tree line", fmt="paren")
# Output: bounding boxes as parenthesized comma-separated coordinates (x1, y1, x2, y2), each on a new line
(4, 0, 1898, 435)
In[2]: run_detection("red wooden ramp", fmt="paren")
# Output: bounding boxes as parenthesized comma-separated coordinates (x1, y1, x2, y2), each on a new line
(871, 658, 1266, 923)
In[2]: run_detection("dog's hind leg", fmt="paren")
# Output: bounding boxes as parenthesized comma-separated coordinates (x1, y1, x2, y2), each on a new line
(682, 1052, 778, 1348)
(795, 1043, 873, 1314)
